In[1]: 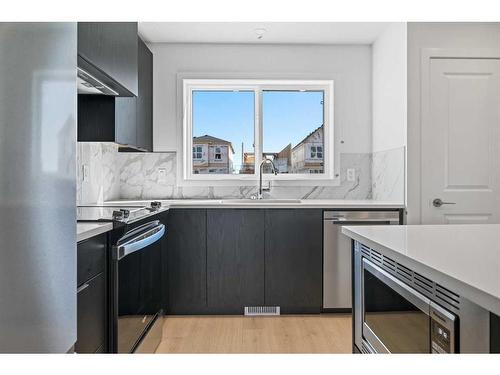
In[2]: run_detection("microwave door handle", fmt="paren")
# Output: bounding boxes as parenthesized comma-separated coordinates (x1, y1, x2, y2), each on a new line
(114, 224, 165, 260)
(363, 258, 431, 314)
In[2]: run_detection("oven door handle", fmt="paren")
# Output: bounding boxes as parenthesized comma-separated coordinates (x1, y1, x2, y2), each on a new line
(117, 220, 161, 246)
(114, 223, 165, 260)
(363, 258, 431, 314)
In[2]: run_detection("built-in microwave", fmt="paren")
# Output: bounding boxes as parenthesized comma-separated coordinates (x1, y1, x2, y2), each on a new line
(352, 241, 497, 354)
(360, 258, 458, 353)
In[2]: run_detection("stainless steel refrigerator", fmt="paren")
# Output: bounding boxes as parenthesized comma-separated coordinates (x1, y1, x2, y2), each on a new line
(0, 23, 77, 352)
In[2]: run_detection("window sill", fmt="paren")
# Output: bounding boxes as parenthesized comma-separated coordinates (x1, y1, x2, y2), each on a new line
(178, 175, 341, 187)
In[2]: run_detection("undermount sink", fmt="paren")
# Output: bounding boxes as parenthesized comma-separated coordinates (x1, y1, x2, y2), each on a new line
(221, 199, 302, 204)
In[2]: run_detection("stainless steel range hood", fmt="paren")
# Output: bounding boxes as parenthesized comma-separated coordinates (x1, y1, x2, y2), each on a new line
(77, 54, 135, 97)
(77, 67, 119, 96)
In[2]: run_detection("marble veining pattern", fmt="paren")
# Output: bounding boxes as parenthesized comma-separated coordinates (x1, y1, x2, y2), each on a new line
(371, 147, 405, 202)
(77, 142, 120, 205)
(118, 152, 176, 199)
(118, 151, 373, 200)
(78, 143, 406, 202)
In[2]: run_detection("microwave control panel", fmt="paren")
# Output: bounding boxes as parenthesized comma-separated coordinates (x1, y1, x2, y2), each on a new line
(431, 320, 452, 353)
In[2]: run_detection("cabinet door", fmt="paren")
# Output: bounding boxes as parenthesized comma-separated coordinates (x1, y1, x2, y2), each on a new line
(75, 273, 106, 353)
(115, 96, 137, 146)
(167, 209, 207, 314)
(207, 209, 265, 314)
(136, 37, 153, 151)
(78, 22, 138, 96)
(77, 233, 106, 287)
(264, 209, 322, 313)
(77, 95, 116, 142)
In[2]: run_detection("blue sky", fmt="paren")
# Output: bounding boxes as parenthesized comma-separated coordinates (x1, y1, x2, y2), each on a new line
(192, 90, 324, 168)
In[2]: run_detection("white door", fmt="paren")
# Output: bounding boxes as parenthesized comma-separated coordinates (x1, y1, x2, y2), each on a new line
(421, 58, 500, 224)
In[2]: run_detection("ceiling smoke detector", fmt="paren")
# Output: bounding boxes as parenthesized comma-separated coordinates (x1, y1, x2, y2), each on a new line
(254, 28, 267, 40)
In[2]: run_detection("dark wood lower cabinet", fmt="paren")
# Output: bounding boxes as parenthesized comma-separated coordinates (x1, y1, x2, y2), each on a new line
(264, 209, 323, 313)
(75, 273, 106, 353)
(167, 209, 207, 314)
(491, 312, 500, 353)
(207, 209, 265, 314)
(76, 233, 107, 353)
(165, 208, 323, 315)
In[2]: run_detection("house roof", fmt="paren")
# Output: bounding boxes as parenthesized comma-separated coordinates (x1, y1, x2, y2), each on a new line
(193, 134, 235, 153)
(292, 124, 324, 151)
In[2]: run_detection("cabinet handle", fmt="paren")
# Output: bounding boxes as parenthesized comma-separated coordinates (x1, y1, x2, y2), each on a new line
(77, 283, 90, 293)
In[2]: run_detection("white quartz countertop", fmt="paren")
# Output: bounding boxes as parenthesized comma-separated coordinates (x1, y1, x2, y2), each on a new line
(342, 224, 500, 315)
(77, 222, 113, 242)
(104, 199, 405, 209)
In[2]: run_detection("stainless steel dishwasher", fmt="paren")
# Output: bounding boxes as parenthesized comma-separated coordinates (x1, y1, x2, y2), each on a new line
(323, 210, 401, 311)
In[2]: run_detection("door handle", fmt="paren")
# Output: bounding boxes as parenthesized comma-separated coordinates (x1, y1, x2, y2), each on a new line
(432, 198, 456, 208)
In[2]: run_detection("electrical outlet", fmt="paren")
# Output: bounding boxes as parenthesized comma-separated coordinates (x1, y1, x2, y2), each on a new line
(82, 164, 89, 182)
(347, 168, 356, 182)
(158, 168, 167, 183)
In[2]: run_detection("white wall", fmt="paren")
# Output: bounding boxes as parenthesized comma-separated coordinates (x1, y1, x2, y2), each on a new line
(407, 23, 500, 223)
(372, 23, 407, 152)
(151, 43, 373, 156)
(371, 23, 407, 203)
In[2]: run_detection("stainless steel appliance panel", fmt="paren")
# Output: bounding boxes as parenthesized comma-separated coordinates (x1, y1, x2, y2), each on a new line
(323, 210, 400, 310)
(353, 242, 363, 351)
(0, 23, 77, 352)
(361, 258, 457, 354)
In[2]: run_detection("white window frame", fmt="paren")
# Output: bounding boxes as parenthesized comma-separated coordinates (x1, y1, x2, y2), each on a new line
(182, 79, 335, 183)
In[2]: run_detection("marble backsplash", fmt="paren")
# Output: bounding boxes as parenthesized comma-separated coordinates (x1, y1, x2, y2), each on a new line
(119, 151, 373, 200)
(77, 142, 120, 205)
(77, 142, 382, 204)
(371, 147, 405, 202)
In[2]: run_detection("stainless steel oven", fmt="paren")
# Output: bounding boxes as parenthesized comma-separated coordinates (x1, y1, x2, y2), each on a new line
(110, 219, 165, 353)
(360, 258, 458, 353)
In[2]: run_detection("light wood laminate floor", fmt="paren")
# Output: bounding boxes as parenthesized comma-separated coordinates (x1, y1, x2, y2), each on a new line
(155, 314, 352, 353)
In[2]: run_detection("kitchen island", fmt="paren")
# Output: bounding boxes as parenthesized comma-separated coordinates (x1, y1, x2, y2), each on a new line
(342, 224, 500, 353)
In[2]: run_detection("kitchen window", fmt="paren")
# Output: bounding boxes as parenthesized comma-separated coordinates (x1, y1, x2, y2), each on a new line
(183, 79, 335, 182)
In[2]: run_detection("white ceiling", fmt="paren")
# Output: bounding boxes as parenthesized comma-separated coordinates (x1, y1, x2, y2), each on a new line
(138, 22, 392, 45)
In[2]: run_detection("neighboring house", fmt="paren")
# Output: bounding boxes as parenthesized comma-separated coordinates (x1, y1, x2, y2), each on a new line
(291, 125, 324, 173)
(240, 144, 292, 174)
(192, 135, 235, 174)
(240, 152, 255, 174)
(274, 144, 292, 173)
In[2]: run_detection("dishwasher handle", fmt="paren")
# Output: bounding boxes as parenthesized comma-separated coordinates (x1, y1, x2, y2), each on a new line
(323, 211, 400, 224)
(326, 219, 397, 225)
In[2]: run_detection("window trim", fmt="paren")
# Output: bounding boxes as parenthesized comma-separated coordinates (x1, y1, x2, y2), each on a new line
(182, 79, 335, 182)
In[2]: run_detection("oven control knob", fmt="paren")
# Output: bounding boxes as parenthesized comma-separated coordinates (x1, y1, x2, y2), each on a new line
(119, 209, 130, 218)
(151, 201, 162, 210)
(112, 210, 125, 221)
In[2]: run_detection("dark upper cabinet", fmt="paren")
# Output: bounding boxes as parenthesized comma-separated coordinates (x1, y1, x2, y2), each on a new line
(78, 95, 137, 146)
(78, 22, 138, 96)
(264, 209, 323, 313)
(207, 209, 265, 314)
(136, 38, 153, 151)
(78, 36, 153, 151)
(167, 209, 207, 314)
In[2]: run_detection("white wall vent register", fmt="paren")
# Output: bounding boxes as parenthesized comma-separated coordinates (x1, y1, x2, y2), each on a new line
(244, 306, 281, 316)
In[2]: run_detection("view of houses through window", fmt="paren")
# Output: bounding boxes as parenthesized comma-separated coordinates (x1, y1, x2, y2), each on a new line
(190, 85, 326, 176)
